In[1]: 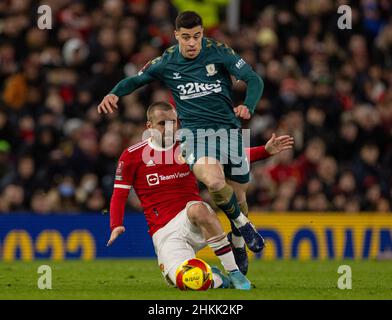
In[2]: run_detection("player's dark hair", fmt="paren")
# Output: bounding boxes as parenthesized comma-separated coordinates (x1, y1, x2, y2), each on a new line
(175, 11, 203, 30)
(147, 101, 176, 121)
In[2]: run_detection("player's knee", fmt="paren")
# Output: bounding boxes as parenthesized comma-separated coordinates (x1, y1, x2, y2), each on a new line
(193, 163, 225, 191)
(188, 202, 213, 225)
(204, 177, 226, 191)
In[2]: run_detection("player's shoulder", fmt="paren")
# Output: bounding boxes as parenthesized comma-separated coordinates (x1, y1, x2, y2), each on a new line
(143, 45, 177, 71)
(205, 37, 236, 55)
(141, 48, 172, 72)
(160, 44, 178, 62)
(163, 44, 178, 55)
(120, 139, 149, 162)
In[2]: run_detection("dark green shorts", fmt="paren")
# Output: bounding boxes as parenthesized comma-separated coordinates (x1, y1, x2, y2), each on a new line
(179, 128, 250, 184)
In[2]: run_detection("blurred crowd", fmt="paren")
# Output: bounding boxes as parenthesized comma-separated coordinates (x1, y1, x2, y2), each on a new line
(0, 0, 391, 214)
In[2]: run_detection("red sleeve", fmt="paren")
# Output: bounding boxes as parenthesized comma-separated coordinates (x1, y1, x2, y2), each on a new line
(110, 151, 137, 231)
(110, 188, 130, 231)
(246, 146, 271, 163)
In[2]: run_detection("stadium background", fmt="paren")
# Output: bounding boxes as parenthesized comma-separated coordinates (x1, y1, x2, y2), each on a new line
(0, 0, 391, 264)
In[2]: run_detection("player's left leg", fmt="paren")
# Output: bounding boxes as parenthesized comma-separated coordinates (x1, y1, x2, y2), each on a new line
(153, 214, 228, 289)
(222, 131, 265, 255)
(225, 179, 260, 275)
(153, 203, 250, 289)
(185, 201, 239, 274)
(226, 179, 248, 214)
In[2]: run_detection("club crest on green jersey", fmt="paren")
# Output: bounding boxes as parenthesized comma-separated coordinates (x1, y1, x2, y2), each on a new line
(206, 64, 217, 77)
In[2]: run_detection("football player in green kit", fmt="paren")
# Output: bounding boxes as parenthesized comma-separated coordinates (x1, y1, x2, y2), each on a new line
(98, 11, 264, 275)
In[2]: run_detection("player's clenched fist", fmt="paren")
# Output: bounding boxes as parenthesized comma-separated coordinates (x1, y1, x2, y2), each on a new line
(97, 94, 119, 114)
(233, 105, 251, 120)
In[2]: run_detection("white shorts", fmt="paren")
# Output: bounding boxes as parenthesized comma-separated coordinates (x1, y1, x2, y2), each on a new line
(151, 200, 214, 286)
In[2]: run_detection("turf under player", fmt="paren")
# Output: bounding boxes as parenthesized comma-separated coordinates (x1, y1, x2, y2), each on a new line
(107, 102, 293, 289)
(99, 11, 265, 272)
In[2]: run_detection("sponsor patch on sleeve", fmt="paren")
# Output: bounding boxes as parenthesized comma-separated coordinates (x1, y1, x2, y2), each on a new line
(115, 161, 124, 180)
(235, 58, 246, 69)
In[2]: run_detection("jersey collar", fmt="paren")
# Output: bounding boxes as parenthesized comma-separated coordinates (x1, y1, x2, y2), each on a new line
(147, 137, 176, 152)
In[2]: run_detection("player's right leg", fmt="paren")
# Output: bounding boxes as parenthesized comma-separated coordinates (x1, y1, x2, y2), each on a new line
(192, 159, 264, 254)
(152, 219, 227, 289)
(180, 131, 263, 254)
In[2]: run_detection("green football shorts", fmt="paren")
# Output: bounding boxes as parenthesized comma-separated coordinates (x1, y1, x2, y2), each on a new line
(179, 128, 250, 184)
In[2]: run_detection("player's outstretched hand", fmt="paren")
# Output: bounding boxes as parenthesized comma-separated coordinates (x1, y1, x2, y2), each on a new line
(234, 105, 251, 120)
(265, 133, 294, 155)
(107, 226, 126, 246)
(97, 94, 119, 114)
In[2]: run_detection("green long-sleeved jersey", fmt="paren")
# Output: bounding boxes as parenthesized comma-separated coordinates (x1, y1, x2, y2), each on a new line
(110, 38, 264, 131)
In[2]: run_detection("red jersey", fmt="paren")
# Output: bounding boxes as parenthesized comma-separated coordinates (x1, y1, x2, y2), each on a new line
(110, 139, 201, 236)
(110, 140, 271, 236)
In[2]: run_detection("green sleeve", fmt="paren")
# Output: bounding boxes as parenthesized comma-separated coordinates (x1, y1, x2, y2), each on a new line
(219, 46, 264, 114)
(241, 70, 264, 114)
(110, 57, 164, 97)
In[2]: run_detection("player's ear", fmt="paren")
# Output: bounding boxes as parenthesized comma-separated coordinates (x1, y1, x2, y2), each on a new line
(146, 120, 152, 129)
(174, 30, 179, 41)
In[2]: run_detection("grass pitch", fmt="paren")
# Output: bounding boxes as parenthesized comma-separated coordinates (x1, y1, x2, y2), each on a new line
(0, 259, 391, 300)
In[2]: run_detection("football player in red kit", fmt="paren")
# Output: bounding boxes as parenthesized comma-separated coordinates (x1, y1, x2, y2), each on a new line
(107, 101, 293, 289)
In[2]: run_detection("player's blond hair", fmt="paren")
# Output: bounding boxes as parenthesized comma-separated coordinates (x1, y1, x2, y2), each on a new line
(147, 101, 176, 121)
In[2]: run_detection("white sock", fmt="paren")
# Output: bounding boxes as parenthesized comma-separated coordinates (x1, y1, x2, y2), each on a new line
(218, 251, 238, 272)
(231, 233, 245, 248)
(232, 212, 249, 229)
(207, 233, 238, 272)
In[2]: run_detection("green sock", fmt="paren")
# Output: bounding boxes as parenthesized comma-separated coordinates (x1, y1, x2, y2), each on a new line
(209, 184, 241, 220)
